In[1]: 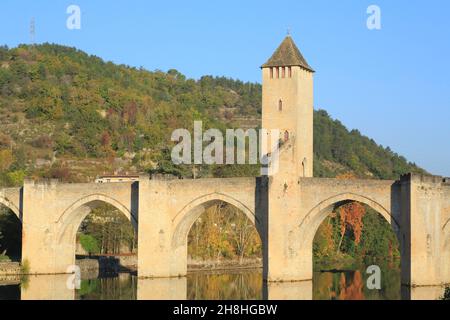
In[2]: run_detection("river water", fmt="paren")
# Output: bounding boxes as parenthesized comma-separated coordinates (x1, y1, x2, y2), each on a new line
(0, 267, 446, 300)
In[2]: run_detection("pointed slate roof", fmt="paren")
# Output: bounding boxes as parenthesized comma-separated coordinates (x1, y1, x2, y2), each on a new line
(262, 36, 314, 72)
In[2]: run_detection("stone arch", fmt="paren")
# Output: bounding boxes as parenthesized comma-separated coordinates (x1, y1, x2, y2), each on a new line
(53, 193, 137, 273)
(0, 196, 21, 221)
(298, 192, 400, 251)
(171, 192, 260, 250)
(0, 195, 22, 261)
(56, 193, 136, 245)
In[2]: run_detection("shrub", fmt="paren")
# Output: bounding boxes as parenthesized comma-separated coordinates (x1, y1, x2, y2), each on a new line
(0, 255, 11, 262)
(79, 234, 100, 256)
(31, 135, 54, 149)
(0, 134, 12, 149)
(45, 164, 72, 182)
(21, 259, 30, 274)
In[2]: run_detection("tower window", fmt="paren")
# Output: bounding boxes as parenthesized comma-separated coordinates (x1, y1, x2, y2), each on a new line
(282, 67, 286, 78)
(270, 68, 273, 79)
(284, 130, 289, 141)
(278, 99, 283, 111)
(288, 67, 292, 78)
(276, 67, 279, 78)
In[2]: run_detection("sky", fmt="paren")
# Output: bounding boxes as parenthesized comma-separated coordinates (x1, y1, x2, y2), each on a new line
(1, 0, 449, 176)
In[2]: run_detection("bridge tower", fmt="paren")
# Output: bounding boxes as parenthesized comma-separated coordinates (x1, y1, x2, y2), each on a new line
(261, 35, 314, 178)
(261, 35, 316, 281)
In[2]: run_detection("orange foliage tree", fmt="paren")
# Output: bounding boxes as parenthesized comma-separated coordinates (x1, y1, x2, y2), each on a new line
(338, 202, 366, 247)
(335, 172, 366, 252)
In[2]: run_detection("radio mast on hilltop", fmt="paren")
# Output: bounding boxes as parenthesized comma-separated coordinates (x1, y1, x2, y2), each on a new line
(30, 17, 35, 45)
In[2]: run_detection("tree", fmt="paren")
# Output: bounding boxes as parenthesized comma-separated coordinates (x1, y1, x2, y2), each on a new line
(0, 134, 12, 149)
(337, 202, 366, 252)
(79, 234, 99, 256)
(187, 202, 261, 263)
(78, 204, 136, 255)
(313, 217, 335, 259)
(0, 150, 13, 172)
(226, 206, 260, 264)
(122, 101, 138, 125)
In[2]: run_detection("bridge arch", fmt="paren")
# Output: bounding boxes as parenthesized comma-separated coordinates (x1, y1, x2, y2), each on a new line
(0, 196, 21, 221)
(56, 193, 137, 244)
(298, 192, 400, 251)
(0, 195, 22, 262)
(171, 192, 260, 250)
(53, 193, 137, 273)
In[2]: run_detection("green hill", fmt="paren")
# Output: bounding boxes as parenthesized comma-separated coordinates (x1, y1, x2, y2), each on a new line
(0, 43, 425, 186)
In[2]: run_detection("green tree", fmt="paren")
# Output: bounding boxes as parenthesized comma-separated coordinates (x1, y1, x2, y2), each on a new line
(79, 234, 100, 256)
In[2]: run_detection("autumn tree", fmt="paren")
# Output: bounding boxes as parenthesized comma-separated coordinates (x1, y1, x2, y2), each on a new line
(77, 204, 136, 255)
(188, 202, 261, 263)
(0, 150, 14, 172)
(334, 173, 366, 252)
(313, 217, 335, 259)
(337, 202, 366, 252)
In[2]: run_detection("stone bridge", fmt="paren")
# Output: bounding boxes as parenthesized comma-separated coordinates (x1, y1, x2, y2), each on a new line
(1, 35, 449, 290)
(0, 173, 449, 287)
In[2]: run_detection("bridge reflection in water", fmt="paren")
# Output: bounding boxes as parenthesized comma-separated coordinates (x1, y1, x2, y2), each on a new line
(1, 270, 446, 300)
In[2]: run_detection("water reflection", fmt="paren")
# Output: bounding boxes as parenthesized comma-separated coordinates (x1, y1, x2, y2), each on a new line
(0, 269, 447, 300)
(265, 281, 312, 300)
(138, 277, 186, 300)
(22, 275, 75, 300)
(313, 269, 401, 300)
(187, 270, 262, 300)
(77, 273, 137, 300)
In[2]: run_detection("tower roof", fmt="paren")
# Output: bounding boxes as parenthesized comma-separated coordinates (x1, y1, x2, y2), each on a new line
(262, 35, 314, 72)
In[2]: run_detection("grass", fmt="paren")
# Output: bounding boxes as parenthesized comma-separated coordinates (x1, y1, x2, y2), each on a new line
(0, 255, 11, 262)
(21, 259, 30, 274)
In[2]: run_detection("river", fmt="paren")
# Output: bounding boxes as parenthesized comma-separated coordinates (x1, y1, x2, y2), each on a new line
(0, 267, 446, 300)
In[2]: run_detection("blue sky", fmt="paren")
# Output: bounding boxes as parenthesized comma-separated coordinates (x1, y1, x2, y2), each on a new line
(1, 0, 449, 176)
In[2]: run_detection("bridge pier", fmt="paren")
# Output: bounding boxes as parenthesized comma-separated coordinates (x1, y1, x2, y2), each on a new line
(21, 179, 66, 275)
(400, 174, 447, 287)
(137, 178, 183, 278)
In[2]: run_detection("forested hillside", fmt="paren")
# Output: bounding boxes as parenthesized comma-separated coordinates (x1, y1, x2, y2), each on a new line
(0, 43, 426, 187)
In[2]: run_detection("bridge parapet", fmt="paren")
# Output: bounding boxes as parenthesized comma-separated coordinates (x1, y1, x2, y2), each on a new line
(400, 172, 446, 184)
(297, 177, 397, 218)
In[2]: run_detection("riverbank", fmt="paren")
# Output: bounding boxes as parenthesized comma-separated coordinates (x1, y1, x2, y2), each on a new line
(0, 262, 21, 276)
(0, 262, 23, 287)
(76, 254, 137, 275)
(75, 255, 263, 275)
(188, 258, 262, 272)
